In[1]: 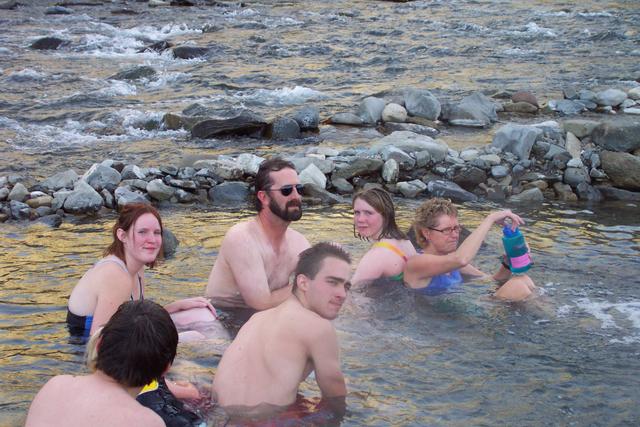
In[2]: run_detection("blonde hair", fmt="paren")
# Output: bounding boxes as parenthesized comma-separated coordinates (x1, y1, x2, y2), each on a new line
(85, 326, 103, 372)
(413, 198, 458, 248)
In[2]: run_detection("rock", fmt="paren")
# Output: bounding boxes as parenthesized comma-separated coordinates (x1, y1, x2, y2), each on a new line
(109, 66, 156, 81)
(451, 166, 487, 191)
(162, 229, 180, 258)
(445, 92, 498, 127)
(8, 183, 28, 202)
(576, 183, 603, 202)
(372, 131, 448, 162)
(590, 168, 607, 180)
(379, 145, 415, 170)
(511, 91, 539, 107)
(26, 195, 53, 209)
(40, 169, 79, 192)
(548, 99, 584, 115)
(565, 132, 582, 159)
(382, 159, 399, 184)
(404, 89, 441, 121)
(302, 183, 346, 205)
(523, 180, 548, 191)
(271, 117, 300, 140)
(562, 86, 578, 100)
(333, 158, 384, 180)
(478, 154, 501, 166)
(83, 164, 121, 192)
(595, 185, 640, 201)
(120, 164, 146, 180)
(147, 179, 175, 201)
(10, 200, 31, 220)
(459, 149, 480, 162)
(0, 187, 8, 201)
(564, 166, 591, 188)
(600, 151, 640, 190)
(177, 167, 195, 180)
(567, 158, 584, 168)
(381, 103, 407, 123)
(492, 123, 542, 160)
(503, 102, 539, 114)
(384, 122, 439, 137)
(172, 46, 208, 59)
(623, 107, 640, 115)
(30, 37, 66, 50)
(289, 157, 334, 175)
(236, 153, 265, 176)
(595, 88, 627, 107)
(46, 6, 73, 14)
(174, 189, 194, 203)
(397, 180, 427, 198)
(563, 119, 601, 139)
(425, 180, 478, 202)
(591, 121, 640, 153)
(358, 97, 386, 124)
(292, 106, 320, 131)
(191, 111, 267, 139)
(491, 165, 510, 179)
(168, 179, 197, 190)
(299, 163, 327, 189)
(63, 181, 104, 214)
(209, 181, 250, 205)
(36, 214, 63, 228)
(101, 189, 114, 209)
(331, 177, 354, 194)
(508, 187, 544, 204)
(0, 0, 18, 10)
(122, 179, 148, 192)
(553, 182, 578, 201)
(328, 112, 364, 126)
(628, 87, 640, 100)
(114, 187, 149, 207)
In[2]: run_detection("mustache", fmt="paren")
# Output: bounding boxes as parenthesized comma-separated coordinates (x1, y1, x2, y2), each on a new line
(286, 200, 302, 208)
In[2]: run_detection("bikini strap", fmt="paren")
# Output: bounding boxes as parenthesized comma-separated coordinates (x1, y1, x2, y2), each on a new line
(94, 256, 129, 274)
(131, 275, 144, 301)
(372, 241, 408, 262)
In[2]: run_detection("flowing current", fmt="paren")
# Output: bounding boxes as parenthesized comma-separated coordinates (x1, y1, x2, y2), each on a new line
(1, 1, 639, 426)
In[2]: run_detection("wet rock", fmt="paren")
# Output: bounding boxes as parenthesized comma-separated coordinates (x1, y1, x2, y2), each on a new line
(492, 123, 542, 160)
(564, 166, 591, 188)
(595, 88, 627, 107)
(553, 182, 578, 201)
(40, 170, 79, 192)
(404, 89, 441, 121)
(397, 179, 426, 198)
(30, 37, 66, 50)
(46, 6, 74, 14)
(172, 46, 209, 59)
(451, 166, 487, 191)
(171, 0, 194, 6)
(628, 87, 640, 100)
(292, 106, 320, 131)
(10, 200, 31, 220)
(139, 40, 173, 53)
(591, 121, 640, 153)
(562, 119, 600, 139)
(383, 122, 439, 137)
(299, 163, 326, 189)
(600, 151, 640, 190)
(382, 103, 407, 123)
(328, 112, 364, 126)
(191, 111, 267, 139)
(379, 145, 415, 170)
(576, 183, 603, 202)
(147, 179, 175, 201)
(511, 91, 539, 108)
(114, 186, 149, 207)
(209, 181, 250, 205)
(289, 157, 334, 175)
(36, 214, 63, 228)
(331, 177, 354, 194)
(121, 164, 146, 180)
(508, 187, 544, 204)
(63, 181, 104, 215)
(595, 185, 640, 201)
(548, 99, 584, 115)
(109, 66, 156, 81)
(565, 132, 582, 159)
(358, 97, 386, 124)
(8, 183, 28, 202)
(622, 107, 640, 115)
(425, 180, 478, 202)
(303, 183, 346, 204)
(382, 159, 399, 184)
(162, 229, 180, 258)
(83, 164, 122, 192)
(446, 92, 498, 127)
(0, 0, 18, 10)
(503, 102, 538, 114)
(0, 187, 8, 201)
(271, 117, 300, 140)
(26, 195, 53, 209)
(579, 90, 598, 103)
(236, 153, 265, 176)
(372, 131, 448, 162)
(333, 158, 384, 180)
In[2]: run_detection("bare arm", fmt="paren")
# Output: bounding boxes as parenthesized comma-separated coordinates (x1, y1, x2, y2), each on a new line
(405, 210, 524, 288)
(164, 297, 216, 315)
(309, 322, 347, 399)
(351, 249, 388, 286)
(90, 269, 134, 335)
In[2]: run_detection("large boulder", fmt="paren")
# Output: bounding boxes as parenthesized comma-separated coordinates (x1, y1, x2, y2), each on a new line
(600, 151, 640, 190)
(358, 97, 386, 124)
(146, 179, 175, 201)
(595, 88, 627, 107)
(114, 187, 149, 207)
(30, 37, 66, 50)
(82, 163, 122, 192)
(63, 181, 104, 214)
(397, 180, 427, 198)
(595, 185, 640, 201)
(292, 106, 320, 131)
(562, 119, 601, 139)
(332, 158, 384, 180)
(270, 117, 300, 140)
(451, 166, 488, 191)
(445, 92, 498, 127)
(591, 121, 640, 153)
(191, 111, 267, 139)
(492, 124, 543, 160)
(172, 46, 209, 59)
(209, 182, 250, 205)
(371, 131, 448, 162)
(425, 180, 478, 202)
(404, 89, 441, 121)
(109, 66, 157, 81)
(299, 163, 327, 189)
(39, 169, 79, 192)
(162, 229, 180, 258)
(508, 188, 544, 204)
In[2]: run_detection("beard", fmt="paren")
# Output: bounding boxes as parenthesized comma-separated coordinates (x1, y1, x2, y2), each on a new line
(269, 197, 302, 222)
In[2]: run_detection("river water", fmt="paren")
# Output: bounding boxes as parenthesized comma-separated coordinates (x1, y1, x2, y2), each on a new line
(1, 0, 639, 426)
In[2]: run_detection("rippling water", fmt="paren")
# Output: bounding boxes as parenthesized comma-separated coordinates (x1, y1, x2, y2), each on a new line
(1, 1, 640, 425)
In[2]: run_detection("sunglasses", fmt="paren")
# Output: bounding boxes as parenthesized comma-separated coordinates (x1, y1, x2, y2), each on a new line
(265, 184, 304, 197)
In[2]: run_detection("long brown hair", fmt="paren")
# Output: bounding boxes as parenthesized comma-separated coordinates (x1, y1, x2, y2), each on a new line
(352, 187, 406, 240)
(104, 203, 164, 268)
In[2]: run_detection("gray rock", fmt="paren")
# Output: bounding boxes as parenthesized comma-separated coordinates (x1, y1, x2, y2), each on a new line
(592, 121, 640, 153)
(503, 101, 539, 114)
(51, 190, 72, 211)
(191, 111, 267, 139)
(600, 151, 640, 190)
(553, 182, 578, 201)
(595, 88, 627, 107)
(459, 149, 479, 162)
(382, 159, 399, 184)
(30, 37, 66, 50)
(147, 179, 176, 201)
(8, 183, 28, 202)
(383, 122, 439, 138)
(63, 181, 104, 214)
(162, 228, 180, 258)
(579, 90, 597, 103)
(292, 106, 320, 131)
(175, 189, 195, 203)
(36, 214, 63, 228)
(34, 206, 54, 217)
(379, 145, 416, 170)
(381, 103, 407, 123)
(595, 185, 640, 201)
(549, 99, 584, 115)
(512, 91, 539, 107)
(566, 158, 584, 168)
(83, 164, 121, 192)
(121, 179, 148, 192)
(168, 179, 197, 190)
(576, 183, 603, 202)
(271, 117, 300, 140)
(404, 89, 441, 121)
(329, 112, 364, 126)
(590, 168, 607, 180)
(160, 165, 179, 176)
(120, 164, 146, 180)
(45, 6, 73, 14)
(508, 187, 544, 204)
(332, 158, 384, 180)
(372, 131, 448, 162)
(451, 166, 487, 191)
(358, 97, 386, 124)
(563, 86, 578, 100)
(563, 119, 601, 139)
(177, 167, 196, 180)
(209, 181, 250, 205)
(446, 92, 498, 127)
(109, 66, 156, 81)
(299, 163, 327, 189)
(26, 195, 53, 209)
(492, 124, 542, 160)
(491, 165, 510, 179)
(172, 46, 209, 59)
(478, 154, 501, 166)
(0, 187, 8, 201)
(193, 159, 243, 180)
(101, 189, 115, 209)
(331, 177, 354, 194)
(40, 169, 79, 192)
(302, 183, 346, 205)
(289, 157, 335, 175)
(114, 186, 149, 208)
(628, 87, 640, 101)
(10, 200, 31, 220)
(236, 153, 265, 176)
(425, 180, 478, 202)
(397, 180, 427, 198)
(564, 166, 591, 188)
(414, 151, 432, 168)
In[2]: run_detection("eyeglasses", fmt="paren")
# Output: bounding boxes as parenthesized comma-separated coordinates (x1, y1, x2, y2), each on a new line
(265, 184, 304, 197)
(428, 225, 461, 235)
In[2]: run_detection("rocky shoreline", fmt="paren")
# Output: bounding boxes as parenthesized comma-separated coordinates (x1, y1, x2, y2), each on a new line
(2, 85, 639, 226)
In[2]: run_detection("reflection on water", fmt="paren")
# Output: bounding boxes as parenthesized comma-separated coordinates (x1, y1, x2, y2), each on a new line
(1, 201, 639, 425)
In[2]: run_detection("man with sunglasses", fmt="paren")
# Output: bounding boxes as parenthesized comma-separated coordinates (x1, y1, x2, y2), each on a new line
(205, 157, 310, 331)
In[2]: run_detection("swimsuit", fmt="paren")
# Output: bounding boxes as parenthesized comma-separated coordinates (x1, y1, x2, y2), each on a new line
(372, 241, 408, 282)
(137, 377, 202, 427)
(416, 269, 463, 296)
(67, 256, 143, 336)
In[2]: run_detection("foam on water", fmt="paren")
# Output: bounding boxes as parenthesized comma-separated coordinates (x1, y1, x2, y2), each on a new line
(145, 72, 189, 89)
(93, 80, 137, 97)
(6, 68, 48, 82)
(233, 85, 327, 106)
(574, 298, 640, 344)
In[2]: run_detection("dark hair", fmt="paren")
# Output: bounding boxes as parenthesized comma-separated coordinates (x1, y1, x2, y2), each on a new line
(254, 157, 296, 211)
(104, 203, 164, 268)
(293, 242, 351, 291)
(352, 187, 407, 240)
(413, 198, 458, 248)
(92, 300, 178, 388)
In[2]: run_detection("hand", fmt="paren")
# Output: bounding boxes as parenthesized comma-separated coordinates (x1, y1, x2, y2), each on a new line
(167, 297, 217, 317)
(488, 210, 525, 230)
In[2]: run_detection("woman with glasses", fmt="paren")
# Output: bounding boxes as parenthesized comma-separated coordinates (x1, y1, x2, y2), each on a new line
(352, 188, 417, 287)
(404, 198, 535, 301)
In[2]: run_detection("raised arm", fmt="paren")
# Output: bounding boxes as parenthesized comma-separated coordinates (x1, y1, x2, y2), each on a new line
(405, 210, 524, 287)
(309, 322, 347, 399)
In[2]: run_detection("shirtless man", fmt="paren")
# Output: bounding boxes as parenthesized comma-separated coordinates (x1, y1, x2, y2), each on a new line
(213, 242, 351, 413)
(205, 158, 310, 317)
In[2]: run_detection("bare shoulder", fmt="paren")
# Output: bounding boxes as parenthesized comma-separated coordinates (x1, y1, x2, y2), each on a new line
(291, 306, 335, 340)
(286, 228, 311, 252)
(222, 220, 253, 242)
(41, 374, 75, 392)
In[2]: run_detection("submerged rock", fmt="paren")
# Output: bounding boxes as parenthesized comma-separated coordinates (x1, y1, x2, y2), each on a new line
(191, 111, 267, 139)
(30, 37, 66, 50)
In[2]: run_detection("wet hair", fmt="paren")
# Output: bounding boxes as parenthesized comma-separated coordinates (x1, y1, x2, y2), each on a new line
(352, 187, 407, 240)
(254, 157, 296, 211)
(86, 300, 178, 388)
(413, 198, 458, 248)
(293, 242, 351, 292)
(104, 202, 164, 268)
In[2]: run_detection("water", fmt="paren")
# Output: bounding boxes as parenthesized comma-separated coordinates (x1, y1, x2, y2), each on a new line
(1, 0, 640, 425)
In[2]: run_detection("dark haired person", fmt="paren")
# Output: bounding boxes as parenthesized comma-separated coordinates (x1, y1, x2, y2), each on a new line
(351, 187, 417, 286)
(67, 202, 216, 338)
(26, 300, 177, 427)
(213, 242, 350, 413)
(205, 157, 310, 327)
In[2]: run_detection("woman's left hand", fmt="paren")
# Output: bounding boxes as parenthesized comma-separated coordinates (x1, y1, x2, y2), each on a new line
(166, 297, 216, 316)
